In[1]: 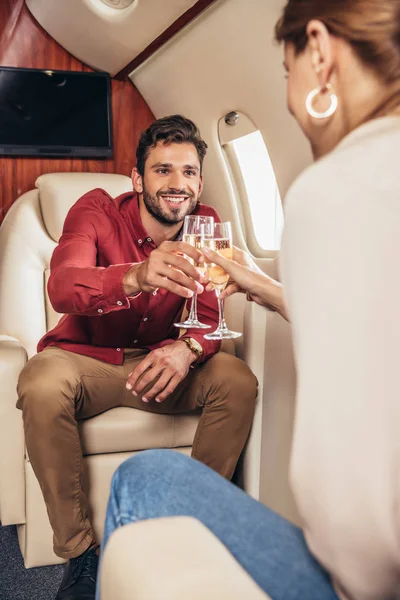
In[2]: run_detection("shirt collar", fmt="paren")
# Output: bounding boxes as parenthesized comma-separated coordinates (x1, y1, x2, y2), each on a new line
(117, 192, 155, 247)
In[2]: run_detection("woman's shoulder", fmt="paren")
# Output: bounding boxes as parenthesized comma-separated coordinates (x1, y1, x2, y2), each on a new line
(285, 117, 400, 220)
(283, 153, 340, 222)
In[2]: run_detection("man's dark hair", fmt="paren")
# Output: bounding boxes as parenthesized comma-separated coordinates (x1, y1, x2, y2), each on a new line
(136, 115, 208, 177)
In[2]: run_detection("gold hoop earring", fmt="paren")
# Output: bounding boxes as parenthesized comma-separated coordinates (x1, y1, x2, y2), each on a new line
(306, 83, 338, 120)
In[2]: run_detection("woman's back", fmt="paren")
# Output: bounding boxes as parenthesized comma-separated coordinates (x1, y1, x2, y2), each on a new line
(281, 116, 400, 599)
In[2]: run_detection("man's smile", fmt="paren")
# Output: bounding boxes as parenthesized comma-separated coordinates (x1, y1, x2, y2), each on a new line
(160, 194, 191, 206)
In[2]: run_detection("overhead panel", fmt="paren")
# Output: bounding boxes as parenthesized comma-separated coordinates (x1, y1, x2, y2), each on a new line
(25, 0, 198, 75)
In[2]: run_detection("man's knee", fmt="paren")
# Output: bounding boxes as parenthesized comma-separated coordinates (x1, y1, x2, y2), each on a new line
(203, 353, 258, 409)
(230, 358, 258, 399)
(17, 350, 78, 416)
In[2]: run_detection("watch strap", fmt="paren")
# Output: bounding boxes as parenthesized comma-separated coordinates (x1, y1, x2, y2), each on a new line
(181, 337, 203, 360)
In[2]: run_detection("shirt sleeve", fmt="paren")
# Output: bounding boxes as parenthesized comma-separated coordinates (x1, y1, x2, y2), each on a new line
(48, 193, 140, 316)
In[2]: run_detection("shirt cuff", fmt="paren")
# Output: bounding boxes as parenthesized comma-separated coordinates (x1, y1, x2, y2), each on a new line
(102, 263, 138, 312)
(181, 333, 220, 364)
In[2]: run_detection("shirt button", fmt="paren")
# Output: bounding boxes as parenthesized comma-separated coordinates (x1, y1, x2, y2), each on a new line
(117, 301, 123, 306)
(138, 239, 143, 244)
(133, 339, 138, 344)
(97, 309, 103, 314)
(116, 348, 121, 352)
(146, 237, 151, 242)
(153, 290, 157, 296)
(143, 317, 148, 322)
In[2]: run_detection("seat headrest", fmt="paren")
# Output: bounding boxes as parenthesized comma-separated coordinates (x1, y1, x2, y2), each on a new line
(36, 172, 133, 242)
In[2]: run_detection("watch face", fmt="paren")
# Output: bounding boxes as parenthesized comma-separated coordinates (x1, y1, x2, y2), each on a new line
(189, 338, 203, 353)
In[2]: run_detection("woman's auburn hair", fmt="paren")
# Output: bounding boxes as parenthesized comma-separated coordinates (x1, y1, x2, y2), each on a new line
(275, 0, 400, 84)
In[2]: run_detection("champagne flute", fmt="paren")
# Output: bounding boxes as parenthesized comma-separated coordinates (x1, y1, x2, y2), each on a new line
(174, 214, 214, 329)
(202, 221, 242, 340)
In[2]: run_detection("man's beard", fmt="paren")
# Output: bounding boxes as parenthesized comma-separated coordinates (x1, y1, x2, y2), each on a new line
(142, 185, 198, 225)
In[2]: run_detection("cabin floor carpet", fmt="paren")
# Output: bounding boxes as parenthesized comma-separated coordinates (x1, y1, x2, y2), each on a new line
(0, 524, 64, 600)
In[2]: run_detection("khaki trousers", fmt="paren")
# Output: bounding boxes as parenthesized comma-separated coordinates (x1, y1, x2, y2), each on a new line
(17, 347, 257, 559)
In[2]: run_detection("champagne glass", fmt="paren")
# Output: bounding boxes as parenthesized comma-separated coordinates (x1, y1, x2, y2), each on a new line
(202, 221, 242, 340)
(174, 214, 214, 329)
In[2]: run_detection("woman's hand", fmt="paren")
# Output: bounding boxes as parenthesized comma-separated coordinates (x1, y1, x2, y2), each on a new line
(204, 246, 260, 297)
(202, 246, 289, 321)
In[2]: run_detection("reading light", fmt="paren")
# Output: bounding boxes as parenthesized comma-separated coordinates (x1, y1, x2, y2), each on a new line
(100, 0, 135, 8)
(225, 111, 240, 126)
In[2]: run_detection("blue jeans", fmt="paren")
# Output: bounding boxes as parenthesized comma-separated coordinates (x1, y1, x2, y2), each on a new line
(96, 449, 338, 600)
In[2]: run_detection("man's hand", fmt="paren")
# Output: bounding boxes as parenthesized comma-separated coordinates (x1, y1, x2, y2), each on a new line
(126, 341, 197, 403)
(123, 241, 205, 298)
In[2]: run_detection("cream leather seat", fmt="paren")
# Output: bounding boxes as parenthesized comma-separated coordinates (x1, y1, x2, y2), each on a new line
(0, 173, 201, 568)
(101, 517, 272, 600)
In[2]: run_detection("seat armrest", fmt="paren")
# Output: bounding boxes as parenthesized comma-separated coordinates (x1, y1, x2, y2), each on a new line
(100, 516, 269, 600)
(0, 335, 27, 524)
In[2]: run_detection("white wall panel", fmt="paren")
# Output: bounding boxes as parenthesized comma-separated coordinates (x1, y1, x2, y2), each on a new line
(25, 0, 198, 75)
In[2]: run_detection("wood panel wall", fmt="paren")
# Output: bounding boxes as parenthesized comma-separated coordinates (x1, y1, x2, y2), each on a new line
(0, 0, 155, 224)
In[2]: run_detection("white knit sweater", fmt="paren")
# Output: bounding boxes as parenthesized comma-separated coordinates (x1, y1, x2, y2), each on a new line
(281, 117, 400, 600)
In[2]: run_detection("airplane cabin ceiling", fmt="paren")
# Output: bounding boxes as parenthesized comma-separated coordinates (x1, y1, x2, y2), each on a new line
(25, 0, 200, 75)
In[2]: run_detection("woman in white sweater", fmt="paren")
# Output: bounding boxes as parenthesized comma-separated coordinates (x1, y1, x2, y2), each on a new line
(98, 1, 400, 599)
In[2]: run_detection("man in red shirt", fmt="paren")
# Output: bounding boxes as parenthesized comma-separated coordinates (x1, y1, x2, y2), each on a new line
(17, 115, 257, 600)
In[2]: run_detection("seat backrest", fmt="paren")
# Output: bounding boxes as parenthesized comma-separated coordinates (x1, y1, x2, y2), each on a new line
(0, 173, 132, 358)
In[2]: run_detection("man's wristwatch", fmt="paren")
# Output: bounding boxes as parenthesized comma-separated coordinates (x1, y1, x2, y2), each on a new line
(181, 337, 203, 362)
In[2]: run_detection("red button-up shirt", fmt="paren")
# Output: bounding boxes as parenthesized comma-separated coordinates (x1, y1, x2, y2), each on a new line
(38, 189, 221, 364)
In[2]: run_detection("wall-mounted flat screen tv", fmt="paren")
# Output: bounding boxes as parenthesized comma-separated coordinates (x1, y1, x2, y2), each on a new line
(0, 67, 113, 158)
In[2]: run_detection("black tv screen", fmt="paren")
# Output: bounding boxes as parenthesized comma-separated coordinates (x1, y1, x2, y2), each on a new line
(0, 67, 113, 158)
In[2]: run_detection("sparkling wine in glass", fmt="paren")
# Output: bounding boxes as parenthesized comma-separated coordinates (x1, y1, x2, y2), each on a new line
(174, 214, 214, 329)
(202, 222, 242, 340)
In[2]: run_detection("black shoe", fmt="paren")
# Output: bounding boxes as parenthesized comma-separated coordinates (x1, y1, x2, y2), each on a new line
(55, 547, 98, 599)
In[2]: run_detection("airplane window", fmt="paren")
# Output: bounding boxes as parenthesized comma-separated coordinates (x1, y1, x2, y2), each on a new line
(229, 130, 283, 251)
